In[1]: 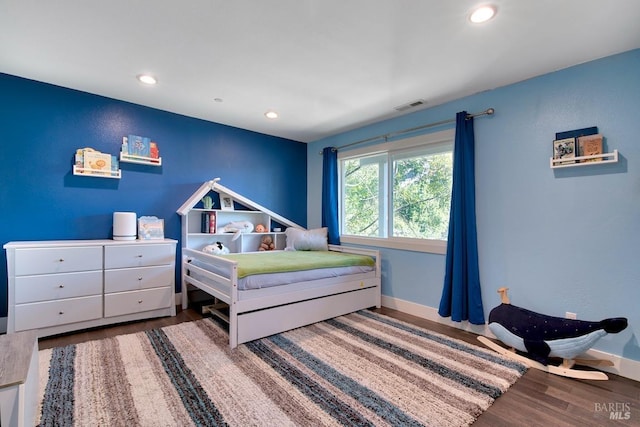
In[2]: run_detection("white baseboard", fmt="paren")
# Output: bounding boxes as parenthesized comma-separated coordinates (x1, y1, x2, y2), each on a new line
(381, 295, 640, 382)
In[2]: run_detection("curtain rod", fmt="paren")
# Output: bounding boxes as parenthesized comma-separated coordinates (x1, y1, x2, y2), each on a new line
(320, 108, 495, 154)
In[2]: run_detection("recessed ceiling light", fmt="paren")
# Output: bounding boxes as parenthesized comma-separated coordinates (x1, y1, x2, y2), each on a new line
(469, 5, 497, 23)
(264, 111, 279, 119)
(137, 74, 157, 85)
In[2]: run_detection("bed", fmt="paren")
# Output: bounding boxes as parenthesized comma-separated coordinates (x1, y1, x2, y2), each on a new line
(181, 244, 381, 348)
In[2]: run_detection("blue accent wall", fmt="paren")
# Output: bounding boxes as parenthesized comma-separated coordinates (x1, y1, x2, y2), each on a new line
(0, 73, 307, 318)
(308, 49, 640, 361)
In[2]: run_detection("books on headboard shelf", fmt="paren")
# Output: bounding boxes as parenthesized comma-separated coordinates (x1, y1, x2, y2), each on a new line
(120, 135, 162, 166)
(201, 211, 217, 234)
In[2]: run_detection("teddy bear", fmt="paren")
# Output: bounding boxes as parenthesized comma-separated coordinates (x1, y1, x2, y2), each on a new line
(258, 235, 276, 251)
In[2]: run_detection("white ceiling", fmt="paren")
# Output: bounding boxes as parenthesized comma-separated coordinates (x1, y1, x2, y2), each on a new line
(1, 1, 639, 143)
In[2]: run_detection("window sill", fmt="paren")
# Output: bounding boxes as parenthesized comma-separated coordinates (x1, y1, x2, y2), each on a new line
(340, 235, 447, 255)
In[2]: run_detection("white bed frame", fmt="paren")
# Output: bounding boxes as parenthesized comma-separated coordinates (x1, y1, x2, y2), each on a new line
(181, 244, 381, 348)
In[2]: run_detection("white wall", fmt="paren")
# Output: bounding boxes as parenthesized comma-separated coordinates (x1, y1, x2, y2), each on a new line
(307, 49, 640, 364)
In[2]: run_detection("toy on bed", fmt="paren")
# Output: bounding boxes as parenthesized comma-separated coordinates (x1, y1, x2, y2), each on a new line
(221, 221, 254, 240)
(477, 287, 627, 380)
(202, 241, 230, 255)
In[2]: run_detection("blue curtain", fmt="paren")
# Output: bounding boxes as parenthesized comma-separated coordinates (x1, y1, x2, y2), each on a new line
(322, 147, 341, 245)
(438, 111, 485, 324)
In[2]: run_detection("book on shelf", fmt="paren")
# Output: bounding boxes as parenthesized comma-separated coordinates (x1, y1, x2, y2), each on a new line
(209, 211, 216, 233)
(201, 212, 209, 233)
(555, 126, 598, 140)
(127, 134, 151, 157)
(150, 142, 159, 159)
(83, 150, 112, 174)
(553, 137, 577, 165)
(577, 134, 603, 162)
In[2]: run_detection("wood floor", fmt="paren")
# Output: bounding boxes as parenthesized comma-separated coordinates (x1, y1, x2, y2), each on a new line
(38, 307, 639, 427)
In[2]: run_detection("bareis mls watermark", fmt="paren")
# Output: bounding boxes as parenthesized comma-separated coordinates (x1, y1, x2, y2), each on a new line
(594, 402, 632, 420)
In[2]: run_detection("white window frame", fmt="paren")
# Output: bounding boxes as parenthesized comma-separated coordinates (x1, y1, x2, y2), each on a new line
(338, 128, 454, 254)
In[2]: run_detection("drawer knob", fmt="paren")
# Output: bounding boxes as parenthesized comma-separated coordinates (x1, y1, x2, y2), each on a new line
(59, 311, 64, 315)
(58, 284, 65, 288)
(138, 277, 143, 281)
(58, 258, 64, 262)
(138, 300, 143, 304)
(136, 254, 143, 258)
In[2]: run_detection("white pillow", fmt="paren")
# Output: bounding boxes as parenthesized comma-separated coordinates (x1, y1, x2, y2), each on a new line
(285, 227, 328, 251)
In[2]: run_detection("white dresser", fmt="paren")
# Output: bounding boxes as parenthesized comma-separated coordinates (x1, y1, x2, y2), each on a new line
(4, 239, 177, 337)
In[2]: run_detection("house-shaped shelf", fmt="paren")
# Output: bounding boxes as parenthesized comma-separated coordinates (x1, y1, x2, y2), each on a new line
(177, 178, 302, 253)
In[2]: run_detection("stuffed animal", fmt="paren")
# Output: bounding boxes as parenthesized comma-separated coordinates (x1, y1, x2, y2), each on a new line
(477, 287, 627, 380)
(258, 235, 276, 251)
(221, 221, 254, 240)
(255, 224, 267, 233)
(202, 241, 230, 255)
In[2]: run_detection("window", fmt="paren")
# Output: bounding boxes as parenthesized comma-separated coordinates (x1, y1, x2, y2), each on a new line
(339, 129, 454, 253)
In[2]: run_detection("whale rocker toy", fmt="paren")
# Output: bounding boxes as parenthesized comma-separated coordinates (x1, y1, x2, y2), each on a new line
(477, 287, 627, 380)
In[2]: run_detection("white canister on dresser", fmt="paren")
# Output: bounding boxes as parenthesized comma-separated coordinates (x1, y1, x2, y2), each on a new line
(113, 212, 137, 240)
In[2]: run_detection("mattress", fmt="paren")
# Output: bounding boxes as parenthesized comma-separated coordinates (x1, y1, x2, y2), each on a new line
(187, 250, 375, 291)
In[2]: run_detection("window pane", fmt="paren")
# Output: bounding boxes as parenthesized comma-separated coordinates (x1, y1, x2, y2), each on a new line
(342, 154, 387, 237)
(392, 150, 452, 240)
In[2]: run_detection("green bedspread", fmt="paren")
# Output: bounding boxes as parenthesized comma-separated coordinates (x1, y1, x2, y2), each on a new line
(220, 250, 375, 278)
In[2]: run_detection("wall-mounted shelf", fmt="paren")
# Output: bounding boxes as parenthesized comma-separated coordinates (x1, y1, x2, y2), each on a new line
(120, 152, 162, 166)
(73, 165, 122, 179)
(550, 150, 618, 169)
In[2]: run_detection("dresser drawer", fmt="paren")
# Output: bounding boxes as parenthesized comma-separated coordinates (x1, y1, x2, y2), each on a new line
(14, 295, 103, 331)
(104, 244, 174, 269)
(14, 246, 102, 276)
(104, 287, 172, 318)
(14, 270, 102, 304)
(104, 265, 173, 293)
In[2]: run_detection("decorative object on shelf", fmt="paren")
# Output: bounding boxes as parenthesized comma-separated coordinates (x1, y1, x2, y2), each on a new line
(202, 241, 229, 255)
(138, 216, 165, 240)
(120, 136, 162, 166)
(73, 147, 121, 178)
(202, 195, 213, 209)
(255, 224, 267, 233)
(221, 220, 254, 240)
(478, 288, 627, 380)
(577, 134, 603, 162)
(221, 194, 234, 210)
(113, 212, 137, 241)
(552, 137, 576, 165)
(258, 235, 275, 251)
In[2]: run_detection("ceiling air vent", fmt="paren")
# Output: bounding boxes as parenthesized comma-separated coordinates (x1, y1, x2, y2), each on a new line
(394, 99, 426, 112)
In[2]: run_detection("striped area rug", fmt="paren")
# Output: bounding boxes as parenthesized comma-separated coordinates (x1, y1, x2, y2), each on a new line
(37, 310, 526, 426)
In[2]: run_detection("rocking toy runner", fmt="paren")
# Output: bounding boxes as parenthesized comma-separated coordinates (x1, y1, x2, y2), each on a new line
(477, 287, 627, 380)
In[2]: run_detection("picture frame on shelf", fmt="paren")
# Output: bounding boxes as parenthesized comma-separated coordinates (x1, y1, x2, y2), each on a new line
(577, 134, 603, 162)
(221, 195, 234, 211)
(553, 137, 577, 165)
